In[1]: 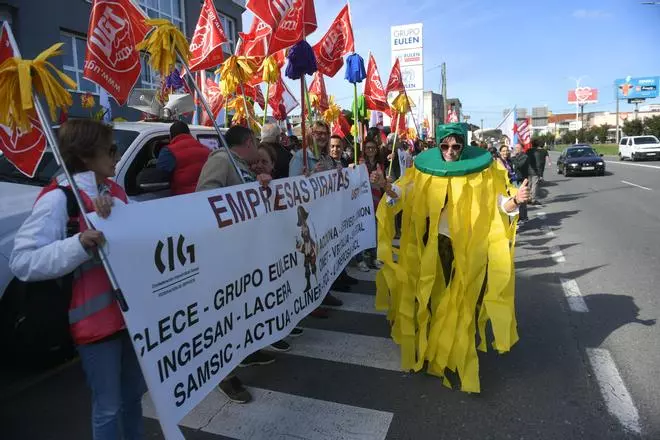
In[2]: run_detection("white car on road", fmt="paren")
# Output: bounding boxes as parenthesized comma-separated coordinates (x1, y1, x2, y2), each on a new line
(618, 135, 660, 161)
(0, 121, 224, 302)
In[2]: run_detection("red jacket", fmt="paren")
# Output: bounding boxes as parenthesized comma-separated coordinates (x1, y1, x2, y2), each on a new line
(168, 134, 210, 195)
(37, 179, 128, 345)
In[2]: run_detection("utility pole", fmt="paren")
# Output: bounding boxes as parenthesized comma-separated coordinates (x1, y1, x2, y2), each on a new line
(441, 62, 447, 123)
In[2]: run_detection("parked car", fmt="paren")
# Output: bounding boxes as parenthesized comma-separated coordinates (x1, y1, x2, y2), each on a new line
(618, 135, 660, 161)
(0, 121, 224, 305)
(557, 144, 605, 176)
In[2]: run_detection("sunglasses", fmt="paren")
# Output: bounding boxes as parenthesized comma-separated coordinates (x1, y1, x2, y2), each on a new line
(440, 143, 463, 152)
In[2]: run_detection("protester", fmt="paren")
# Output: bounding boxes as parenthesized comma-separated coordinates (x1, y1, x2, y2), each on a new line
(260, 123, 291, 179)
(362, 136, 386, 269)
(534, 142, 549, 183)
(153, 121, 210, 195)
(526, 140, 542, 205)
(196, 125, 275, 404)
(289, 120, 336, 175)
(329, 134, 349, 167)
(374, 122, 530, 393)
(10, 119, 146, 440)
(498, 144, 517, 184)
(288, 135, 301, 151)
(511, 143, 530, 223)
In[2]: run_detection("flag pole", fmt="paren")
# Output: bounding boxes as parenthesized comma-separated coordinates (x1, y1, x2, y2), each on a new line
(3, 22, 129, 311)
(133, 2, 247, 184)
(387, 112, 401, 177)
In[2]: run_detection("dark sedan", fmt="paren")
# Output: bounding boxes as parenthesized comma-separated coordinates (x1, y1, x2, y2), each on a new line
(557, 145, 606, 176)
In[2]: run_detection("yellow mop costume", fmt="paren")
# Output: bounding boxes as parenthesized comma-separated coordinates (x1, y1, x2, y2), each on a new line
(375, 123, 519, 393)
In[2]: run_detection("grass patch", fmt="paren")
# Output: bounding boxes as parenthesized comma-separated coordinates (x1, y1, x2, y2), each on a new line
(555, 144, 619, 156)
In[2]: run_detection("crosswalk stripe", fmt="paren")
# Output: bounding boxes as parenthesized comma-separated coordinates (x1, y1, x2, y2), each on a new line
(143, 387, 394, 440)
(289, 328, 400, 371)
(327, 291, 384, 315)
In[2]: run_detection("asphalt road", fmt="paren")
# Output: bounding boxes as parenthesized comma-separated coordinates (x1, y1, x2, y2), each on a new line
(1, 158, 658, 439)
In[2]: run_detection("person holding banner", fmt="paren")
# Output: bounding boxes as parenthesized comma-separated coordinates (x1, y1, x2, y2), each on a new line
(288, 120, 336, 176)
(195, 125, 281, 404)
(9, 119, 147, 440)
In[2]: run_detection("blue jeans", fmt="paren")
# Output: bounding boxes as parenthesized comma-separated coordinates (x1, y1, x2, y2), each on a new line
(77, 331, 147, 440)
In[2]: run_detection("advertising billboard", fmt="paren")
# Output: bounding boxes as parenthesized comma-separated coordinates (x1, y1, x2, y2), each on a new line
(390, 23, 423, 130)
(568, 87, 599, 104)
(615, 76, 659, 100)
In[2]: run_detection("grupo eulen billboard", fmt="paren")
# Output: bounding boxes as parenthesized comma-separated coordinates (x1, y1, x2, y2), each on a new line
(615, 76, 659, 100)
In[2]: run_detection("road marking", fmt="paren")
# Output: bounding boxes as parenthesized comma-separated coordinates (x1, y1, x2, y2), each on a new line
(540, 225, 555, 237)
(606, 160, 660, 170)
(327, 291, 384, 315)
(621, 180, 652, 191)
(559, 278, 588, 313)
(586, 348, 641, 435)
(536, 211, 547, 220)
(549, 245, 566, 263)
(143, 388, 394, 440)
(289, 328, 401, 371)
(346, 267, 377, 282)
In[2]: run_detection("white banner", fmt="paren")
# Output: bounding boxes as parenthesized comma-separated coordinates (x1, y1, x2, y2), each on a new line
(92, 166, 377, 439)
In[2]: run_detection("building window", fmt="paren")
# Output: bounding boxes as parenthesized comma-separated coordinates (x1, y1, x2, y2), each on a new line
(138, 0, 184, 31)
(140, 53, 160, 89)
(218, 12, 236, 53)
(59, 32, 99, 94)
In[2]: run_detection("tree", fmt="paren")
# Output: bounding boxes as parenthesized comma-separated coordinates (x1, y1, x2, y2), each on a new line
(623, 119, 644, 136)
(560, 131, 575, 145)
(643, 115, 660, 138)
(591, 124, 611, 144)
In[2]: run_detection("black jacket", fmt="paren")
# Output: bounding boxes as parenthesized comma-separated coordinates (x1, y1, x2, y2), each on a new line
(512, 153, 529, 182)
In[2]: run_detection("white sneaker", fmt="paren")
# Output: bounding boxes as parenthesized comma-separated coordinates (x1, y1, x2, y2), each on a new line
(357, 261, 370, 272)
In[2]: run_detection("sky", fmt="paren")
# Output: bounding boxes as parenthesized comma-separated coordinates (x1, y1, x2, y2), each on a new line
(242, 0, 660, 128)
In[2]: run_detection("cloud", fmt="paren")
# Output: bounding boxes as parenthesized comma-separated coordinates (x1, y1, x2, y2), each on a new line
(572, 9, 613, 19)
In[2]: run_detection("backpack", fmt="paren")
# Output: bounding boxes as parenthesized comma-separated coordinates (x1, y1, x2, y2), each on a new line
(0, 186, 80, 370)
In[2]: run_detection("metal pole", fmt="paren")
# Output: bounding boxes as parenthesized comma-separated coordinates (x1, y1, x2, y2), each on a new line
(1, 20, 130, 311)
(179, 57, 245, 184)
(615, 89, 620, 144)
(32, 95, 129, 311)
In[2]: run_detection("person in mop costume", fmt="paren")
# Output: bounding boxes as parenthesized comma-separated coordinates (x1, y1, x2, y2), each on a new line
(374, 122, 530, 393)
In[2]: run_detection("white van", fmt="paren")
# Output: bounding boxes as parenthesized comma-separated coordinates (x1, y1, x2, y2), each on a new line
(0, 121, 224, 303)
(618, 135, 660, 161)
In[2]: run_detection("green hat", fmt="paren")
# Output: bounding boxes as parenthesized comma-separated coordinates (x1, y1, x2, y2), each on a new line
(435, 122, 469, 144)
(414, 145, 492, 177)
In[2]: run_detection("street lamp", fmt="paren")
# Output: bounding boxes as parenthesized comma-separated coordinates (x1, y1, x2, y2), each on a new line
(569, 75, 588, 143)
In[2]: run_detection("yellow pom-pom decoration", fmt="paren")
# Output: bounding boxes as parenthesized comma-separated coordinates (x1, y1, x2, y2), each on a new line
(136, 19, 190, 77)
(219, 56, 258, 96)
(322, 96, 342, 124)
(0, 43, 76, 131)
(261, 55, 280, 84)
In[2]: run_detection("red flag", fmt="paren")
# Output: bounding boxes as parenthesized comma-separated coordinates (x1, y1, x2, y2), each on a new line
(269, 78, 299, 120)
(189, 0, 228, 72)
(392, 112, 407, 136)
(0, 23, 47, 178)
(311, 5, 354, 77)
(364, 54, 390, 114)
(200, 78, 225, 127)
(332, 112, 352, 138)
(84, 0, 150, 105)
(386, 58, 405, 95)
(237, 16, 271, 63)
(247, 0, 317, 55)
(308, 72, 329, 112)
(237, 83, 266, 109)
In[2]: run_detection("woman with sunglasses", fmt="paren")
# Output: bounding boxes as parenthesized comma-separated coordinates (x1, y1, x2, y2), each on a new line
(372, 122, 530, 394)
(10, 119, 147, 439)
